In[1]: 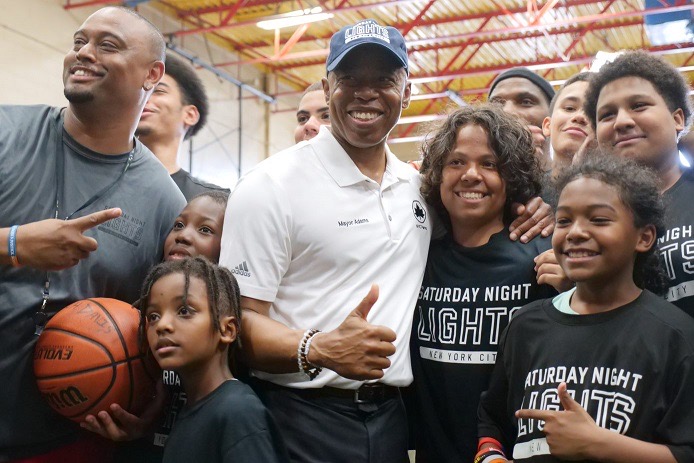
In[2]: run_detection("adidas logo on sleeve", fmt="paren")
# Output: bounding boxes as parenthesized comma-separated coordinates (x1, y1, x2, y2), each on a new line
(231, 261, 251, 277)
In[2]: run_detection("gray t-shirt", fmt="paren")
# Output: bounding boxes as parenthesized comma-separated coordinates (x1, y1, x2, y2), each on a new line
(0, 105, 186, 459)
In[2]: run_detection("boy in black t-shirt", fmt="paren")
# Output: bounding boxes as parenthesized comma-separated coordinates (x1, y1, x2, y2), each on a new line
(478, 157, 694, 463)
(138, 257, 287, 463)
(83, 192, 248, 461)
(410, 105, 563, 463)
(583, 50, 694, 317)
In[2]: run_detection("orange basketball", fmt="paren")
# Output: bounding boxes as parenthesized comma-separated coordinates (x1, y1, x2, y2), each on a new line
(33, 298, 159, 423)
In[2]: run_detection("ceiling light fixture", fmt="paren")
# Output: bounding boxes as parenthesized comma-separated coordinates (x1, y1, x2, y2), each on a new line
(257, 7, 334, 30)
(445, 89, 467, 107)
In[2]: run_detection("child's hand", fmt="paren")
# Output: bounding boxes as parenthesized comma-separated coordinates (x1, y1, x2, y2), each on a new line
(515, 382, 599, 460)
(80, 380, 167, 441)
(535, 250, 573, 292)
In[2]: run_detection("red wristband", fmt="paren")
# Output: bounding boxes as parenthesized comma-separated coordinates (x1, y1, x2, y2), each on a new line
(478, 437, 503, 452)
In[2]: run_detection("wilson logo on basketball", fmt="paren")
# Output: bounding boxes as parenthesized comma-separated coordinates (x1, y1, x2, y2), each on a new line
(34, 346, 74, 361)
(42, 386, 89, 410)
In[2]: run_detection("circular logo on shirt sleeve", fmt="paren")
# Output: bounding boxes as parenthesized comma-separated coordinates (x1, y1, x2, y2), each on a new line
(412, 200, 427, 223)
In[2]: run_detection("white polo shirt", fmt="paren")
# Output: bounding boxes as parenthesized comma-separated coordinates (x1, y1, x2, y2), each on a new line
(220, 126, 431, 389)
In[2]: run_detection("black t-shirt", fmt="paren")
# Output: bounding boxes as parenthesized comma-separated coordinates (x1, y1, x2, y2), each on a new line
(410, 231, 555, 463)
(661, 168, 694, 317)
(478, 291, 694, 462)
(163, 380, 288, 463)
(113, 370, 185, 462)
(170, 168, 229, 202)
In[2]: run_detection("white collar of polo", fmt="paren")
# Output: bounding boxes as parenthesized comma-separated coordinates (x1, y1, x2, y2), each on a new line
(311, 125, 413, 187)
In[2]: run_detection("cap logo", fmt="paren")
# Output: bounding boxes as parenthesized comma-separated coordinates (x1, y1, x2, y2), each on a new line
(345, 21, 390, 44)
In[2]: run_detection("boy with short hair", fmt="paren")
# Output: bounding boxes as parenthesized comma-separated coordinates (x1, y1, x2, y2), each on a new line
(541, 72, 593, 177)
(136, 52, 229, 201)
(583, 50, 694, 317)
(488, 67, 555, 169)
(293, 82, 330, 144)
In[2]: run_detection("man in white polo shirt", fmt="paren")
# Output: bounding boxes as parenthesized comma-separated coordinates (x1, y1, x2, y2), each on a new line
(220, 19, 552, 463)
(221, 19, 424, 462)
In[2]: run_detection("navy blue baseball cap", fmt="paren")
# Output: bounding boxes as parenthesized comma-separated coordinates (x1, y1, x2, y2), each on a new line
(327, 19, 408, 74)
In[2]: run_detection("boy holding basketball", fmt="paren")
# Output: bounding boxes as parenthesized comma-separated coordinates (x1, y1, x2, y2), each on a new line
(138, 257, 287, 463)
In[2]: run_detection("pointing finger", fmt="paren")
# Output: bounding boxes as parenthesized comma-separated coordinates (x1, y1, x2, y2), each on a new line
(72, 208, 122, 232)
(516, 408, 554, 421)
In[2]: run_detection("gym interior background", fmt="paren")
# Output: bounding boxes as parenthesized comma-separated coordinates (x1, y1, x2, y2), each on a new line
(2, 0, 692, 189)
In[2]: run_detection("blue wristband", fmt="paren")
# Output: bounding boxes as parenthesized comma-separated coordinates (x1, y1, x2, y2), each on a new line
(8, 225, 19, 266)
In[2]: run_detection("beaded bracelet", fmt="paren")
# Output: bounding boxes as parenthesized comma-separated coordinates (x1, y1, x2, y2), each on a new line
(8, 225, 20, 267)
(297, 329, 322, 380)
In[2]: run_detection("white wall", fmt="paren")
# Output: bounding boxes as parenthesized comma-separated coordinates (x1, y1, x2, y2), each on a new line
(0, 0, 299, 189)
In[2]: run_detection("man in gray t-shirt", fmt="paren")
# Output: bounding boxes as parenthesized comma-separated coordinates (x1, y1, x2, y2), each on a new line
(0, 7, 185, 460)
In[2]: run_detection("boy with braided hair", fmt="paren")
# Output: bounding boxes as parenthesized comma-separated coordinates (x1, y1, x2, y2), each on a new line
(138, 257, 287, 463)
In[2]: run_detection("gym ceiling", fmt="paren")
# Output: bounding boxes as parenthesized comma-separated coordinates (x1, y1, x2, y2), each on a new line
(64, 0, 694, 143)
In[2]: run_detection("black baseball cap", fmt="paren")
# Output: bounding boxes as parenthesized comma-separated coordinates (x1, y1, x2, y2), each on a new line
(327, 19, 408, 74)
(489, 67, 555, 104)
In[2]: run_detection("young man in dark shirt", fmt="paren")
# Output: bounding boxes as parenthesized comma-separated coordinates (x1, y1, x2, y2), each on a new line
(137, 52, 228, 200)
(583, 51, 694, 317)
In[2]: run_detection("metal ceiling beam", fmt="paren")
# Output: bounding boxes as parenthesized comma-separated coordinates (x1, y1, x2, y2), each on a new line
(267, 1, 690, 57)
(401, 0, 438, 36)
(398, 20, 490, 139)
(167, 43, 275, 103)
(157, 0, 313, 90)
(63, 0, 149, 9)
(528, 0, 560, 26)
(176, 0, 340, 17)
(173, 0, 605, 42)
(219, 0, 250, 27)
(409, 42, 694, 85)
(222, 17, 643, 69)
(64, 0, 118, 9)
(172, 0, 429, 36)
(560, 0, 618, 58)
(407, 3, 694, 48)
(215, 1, 691, 69)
